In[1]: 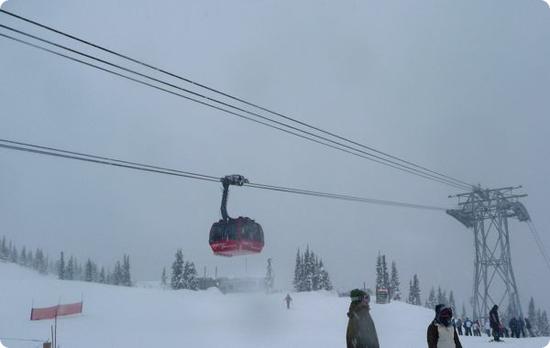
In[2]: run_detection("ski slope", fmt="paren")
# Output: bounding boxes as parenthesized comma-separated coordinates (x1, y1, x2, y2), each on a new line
(0, 262, 548, 347)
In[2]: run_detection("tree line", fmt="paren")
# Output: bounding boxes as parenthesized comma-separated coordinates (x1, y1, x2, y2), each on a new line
(0, 235, 132, 287)
(293, 246, 333, 292)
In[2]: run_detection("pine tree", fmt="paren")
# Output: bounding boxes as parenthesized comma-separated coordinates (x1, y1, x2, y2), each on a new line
(303, 246, 313, 291)
(264, 258, 274, 293)
(318, 259, 333, 291)
(85, 259, 93, 282)
(183, 261, 198, 290)
(293, 249, 303, 292)
(66, 256, 75, 280)
(412, 274, 421, 305)
(9, 245, 18, 263)
(20, 246, 27, 266)
(58, 251, 65, 280)
(448, 291, 456, 311)
(436, 286, 448, 306)
(528, 297, 537, 336)
(122, 254, 131, 286)
(312, 255, 321, 291)
(461, 303, 467, 319)
(539, 310, 550, 336)
(99, 267, 106, 283)
(376, 252, 384, 291)
(426, 287, 436, 309)
(171, 249, 185, 290)
(390, 261, 401, 301)
(161, 267, 167, 288)
(382, 255, 389, 291)
(0, 236, 7, 260)
(407, 279, 414, 304)
(113, 261, 122, 285)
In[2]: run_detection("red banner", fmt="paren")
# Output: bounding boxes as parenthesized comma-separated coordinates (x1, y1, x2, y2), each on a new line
(30, 302, 83, 320)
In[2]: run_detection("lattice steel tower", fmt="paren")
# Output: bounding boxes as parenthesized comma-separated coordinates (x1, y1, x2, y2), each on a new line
(447, 186, 530, 321)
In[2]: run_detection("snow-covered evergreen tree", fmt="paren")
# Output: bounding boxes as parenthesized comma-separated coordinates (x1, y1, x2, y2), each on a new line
(58, 251, 65, 280)
(461, 303, 467, 319)
(122, 254, 131, 286)
(171, 249, 185, 290)
(161, 267, 167, 288)
(390, 261, 401, 300)
(303, 246, 313, 291)
(85, 259, 93, 282)
(293, 249, 303, 292)
(0, 236, 7, 260)
(436, 286, 448, 306)
(183, 261, 198, 290)
(9, 244, 18, 263)
(382, 255, 389, 290)
(113, 261, 122, 285)
(408, 274, 421, 305)
(425, 287, 436, 309)
(99, 267, 106, 283)
(66, 256, 75, 280)
(538, 310, 550, 336)
(318, 259, 333, 291)
(376, 252, 384, 291)
(264, 258, 274, 293)
(20, 246, 27, 266)
(448, 291, 456, 311)
(528, 297, 537, 335)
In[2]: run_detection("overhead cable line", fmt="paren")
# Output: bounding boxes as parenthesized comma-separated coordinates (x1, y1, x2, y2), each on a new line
(0, 9, 472, 188)
(0, 138, 448, 212)
(0, 25, 470, 191)
(0, 33, 468, 191)
(0, 11, 473, 190)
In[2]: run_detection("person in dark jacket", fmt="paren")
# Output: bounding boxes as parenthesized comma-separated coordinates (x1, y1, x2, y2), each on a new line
(489, 305, 501, 341)
(346, 289, 380, 348)
(427, 305, 462, 348)
(509, 317, 518, 338)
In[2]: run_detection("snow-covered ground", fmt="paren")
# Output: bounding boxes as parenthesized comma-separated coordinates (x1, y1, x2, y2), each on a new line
(1, 262, 548, 347)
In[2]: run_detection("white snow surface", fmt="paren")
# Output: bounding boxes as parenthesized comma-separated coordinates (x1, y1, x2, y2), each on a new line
(1, 262, 549, 347)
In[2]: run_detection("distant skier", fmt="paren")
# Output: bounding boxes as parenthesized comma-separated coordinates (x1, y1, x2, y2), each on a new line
(489, 305, 501, 342)
(455, 318, 463, 335)
(463, 317, 473, 336)
(509, 317, 518, 338)
(427, 304, 462, 348)
(284, 293, 293, 309)
(346, 289, 380, 348)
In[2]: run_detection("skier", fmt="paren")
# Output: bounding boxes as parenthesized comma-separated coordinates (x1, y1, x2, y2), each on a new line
(284, 293, 293, 309)
(489, 305, 501, 342)
(346, 289, 380, 348)
(509, 317, 518, 338)
(455, 318, 463, 336)
(473, 320, 481, 336)
(463, 317, 473, 336)
(427, 305, 463, 348)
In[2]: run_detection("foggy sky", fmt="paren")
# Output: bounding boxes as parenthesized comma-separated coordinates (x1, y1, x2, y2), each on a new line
(1, 0, 549, 315)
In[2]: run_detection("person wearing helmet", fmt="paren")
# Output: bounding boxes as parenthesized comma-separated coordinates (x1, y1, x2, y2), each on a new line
(346, 289, 380, 348)
(427, 304, 463, 348)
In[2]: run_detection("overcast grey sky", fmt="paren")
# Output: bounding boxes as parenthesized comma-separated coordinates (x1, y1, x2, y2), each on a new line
(1, 0, 549, 315)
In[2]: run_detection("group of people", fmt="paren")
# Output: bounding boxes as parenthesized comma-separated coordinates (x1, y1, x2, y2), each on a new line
(452, 305, 533, 341)
(342, 290, 531, 347)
